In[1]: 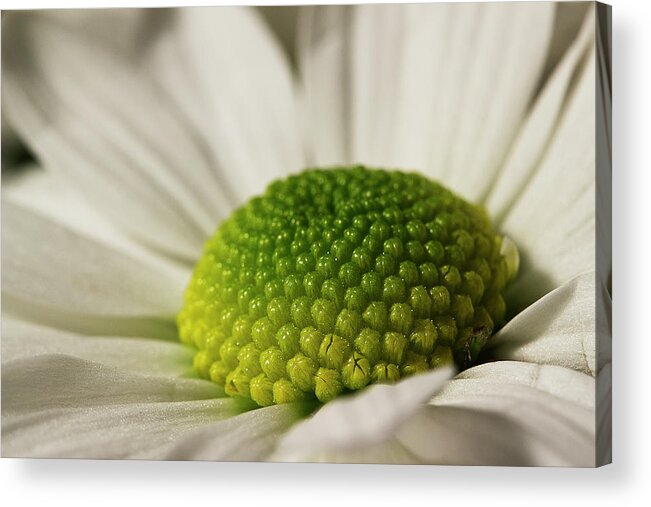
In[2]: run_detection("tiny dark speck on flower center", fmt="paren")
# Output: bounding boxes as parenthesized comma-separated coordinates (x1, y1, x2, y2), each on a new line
(177, 166, 517, 406)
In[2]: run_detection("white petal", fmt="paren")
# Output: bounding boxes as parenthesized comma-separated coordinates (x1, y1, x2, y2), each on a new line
(297, 6, 352, 165)
(393, 363, 595, 466)
(258, 6, 299, 60)
(541, 3, 592, 80)
(497, 43, 597, 306)
(488, 272, 597, 376)
(151, 7, 304, 203)
(440, 3, 555, 201)
(486, 7, 596, 221)
(300, 3, 554, 202)
(2, 354, 222, 414)
(440, 361, 594, 411)
(3, 166, 135, 254)
(349, 3, 457, 170)
(2, 10, 242, 261)
(1, 350, 307, 460)
(10, 8, 148, 54)
(2, 318, 194, 378)
(271, 366, 453, 461)
(279, 362, 595, 466)
(160, 403, 314, 461)
(2, 201, 185, 337)
(2, 165, 190, 277)
(2, 353, 234, 459)
(2, 399, 235, 459)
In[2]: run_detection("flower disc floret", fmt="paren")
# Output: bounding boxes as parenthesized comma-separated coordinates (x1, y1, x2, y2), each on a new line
(178, 167, 516, 406)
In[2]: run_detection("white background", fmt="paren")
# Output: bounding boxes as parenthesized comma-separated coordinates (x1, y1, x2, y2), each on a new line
(0, 0, 648, 505)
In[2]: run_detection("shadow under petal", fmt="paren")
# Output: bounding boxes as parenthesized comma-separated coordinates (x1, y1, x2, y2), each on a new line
(504, 246, 556, 317)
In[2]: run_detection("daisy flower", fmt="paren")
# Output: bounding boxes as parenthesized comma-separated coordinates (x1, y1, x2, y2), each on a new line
(1, 3, 610, 466)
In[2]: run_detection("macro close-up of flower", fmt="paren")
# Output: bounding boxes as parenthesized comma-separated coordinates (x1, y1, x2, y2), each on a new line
(1, 2, 611, 466)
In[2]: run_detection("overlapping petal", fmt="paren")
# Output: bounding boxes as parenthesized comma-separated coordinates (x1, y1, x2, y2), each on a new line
(496, 41, 597, 307)
(2, 318, 195, 377)
(1, 318, 312, 460)
(158, 7, 305, 203)
(1, 353, 237, 458)
(272, 366, 453, 461)
(488, 272, 598, 376)
(298, 2, 554, 203)
(3, 354, 222, 412)
(274, 362, 595, 466)
(485, 6, 596, 222)
(2, 8, 303, 262)
(2, 166, 180, 271)
(2, 200, 185, 337)
(297, 5, 352, 165)
(160, 402, 314, 461)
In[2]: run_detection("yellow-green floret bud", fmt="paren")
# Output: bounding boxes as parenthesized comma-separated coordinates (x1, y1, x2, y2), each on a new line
(178, 166, 517, 406)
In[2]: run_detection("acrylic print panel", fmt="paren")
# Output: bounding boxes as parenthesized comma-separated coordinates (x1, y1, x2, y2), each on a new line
(1, 1, 611, 466)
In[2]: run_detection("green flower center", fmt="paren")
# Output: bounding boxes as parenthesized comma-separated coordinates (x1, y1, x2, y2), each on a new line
(178, 166, 517, 406)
